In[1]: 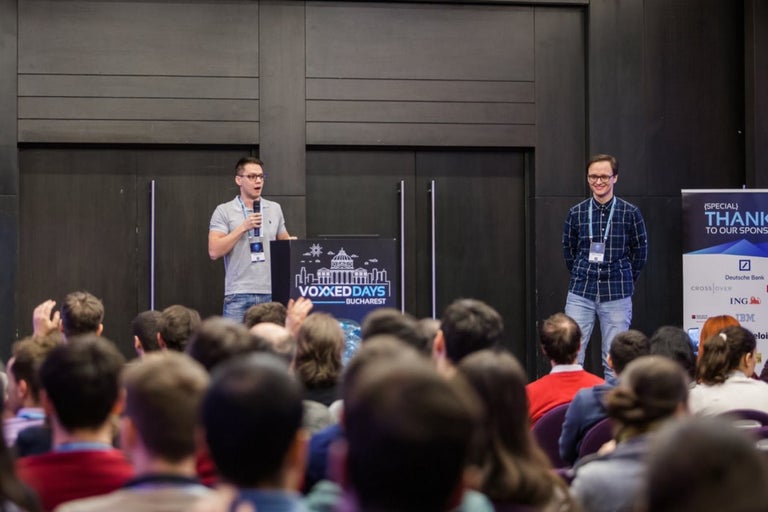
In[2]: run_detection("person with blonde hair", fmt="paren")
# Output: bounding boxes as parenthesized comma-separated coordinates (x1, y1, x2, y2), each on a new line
(294, 313, 344, 406)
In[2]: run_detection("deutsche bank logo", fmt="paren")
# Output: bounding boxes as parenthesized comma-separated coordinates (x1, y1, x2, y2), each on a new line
(739, 259, 751, 271)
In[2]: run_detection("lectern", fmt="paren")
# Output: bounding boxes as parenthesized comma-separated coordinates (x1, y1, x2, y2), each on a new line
(271, 238, 399, 324)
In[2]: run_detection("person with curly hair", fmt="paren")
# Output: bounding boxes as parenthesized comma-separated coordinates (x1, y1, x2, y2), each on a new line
(294, 313, 344, 406)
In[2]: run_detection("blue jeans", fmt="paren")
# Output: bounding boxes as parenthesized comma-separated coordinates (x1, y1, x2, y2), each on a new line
(565, 292, 632, 382)
(223, 293, 272, 322)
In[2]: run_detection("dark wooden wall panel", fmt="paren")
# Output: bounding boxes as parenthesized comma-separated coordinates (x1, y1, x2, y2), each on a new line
(588, 0, 646, 193)
(306, 2, 534, 80)
(532, 7, 586, 375)
(305, 2, 535, 147)
(19, 99, 259, 121)
(18, 121, 259, 145)
(17, 0, 261, 144)
(258, 1, 306, 235)
(746, 0, 768, 187)
(18, 76, 260, 99)
(306, 79, 534, 102)
(307, 123, 535, 147)
(19, 0, 259, 76)
(0, 0, 17, 359)
(644, 0, 744, 196)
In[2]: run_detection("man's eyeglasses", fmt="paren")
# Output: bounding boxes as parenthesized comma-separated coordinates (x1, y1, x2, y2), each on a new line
(238, 173, 266, 182)
(587, 174, 614, 184)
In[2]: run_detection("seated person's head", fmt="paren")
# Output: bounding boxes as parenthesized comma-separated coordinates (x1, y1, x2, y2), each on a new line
(121, 351, 208, 463)
(295, 313, 344, 389)
(641, 417, 768, 512)
(361, 308, 428, 353)
(249, 323, 296, 365)
(131, 310, 163, 355)
(7, 335, 60, 413)
(60, 291, 104, 338)
(243, 302, 287, 328)
(605, 356, 688, 442)
(649, 326, 697, 381)
(202, 353, 305, 489)
(539, 313, 581, 365)
(185, 316, 266, 373)
(159, 305, 202, 352)
(698, 315, 740, 360)
(344, 357, 481, 512)
(697, 325, 757, 384)
(609, 329, 650, 375)
(40, 335, 125, 433)
(438, 299, 503, 364)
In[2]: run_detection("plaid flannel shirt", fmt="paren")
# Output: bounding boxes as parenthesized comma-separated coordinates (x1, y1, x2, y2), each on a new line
(562, 196, 648, 302)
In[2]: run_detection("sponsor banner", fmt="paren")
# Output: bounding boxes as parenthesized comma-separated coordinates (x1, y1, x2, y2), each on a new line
(683, 190, 768, 372)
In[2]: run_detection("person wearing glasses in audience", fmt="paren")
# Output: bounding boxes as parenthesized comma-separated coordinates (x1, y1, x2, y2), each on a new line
(562, 154, 648, 382)
(209, 157, 294, 322)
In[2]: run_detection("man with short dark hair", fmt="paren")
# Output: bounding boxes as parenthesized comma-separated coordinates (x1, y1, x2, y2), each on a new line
(4, 336, 59, 447)
(131, 310, 163, 357)
(432, 298, 503, 376)
(526, 313, 604, 425)
(158, 305, 201, 352)
(244, 301, 287, 328)
(55, 352, 211, 512)
(559, 329, 650, 465)
(200, 353, 307, 511)
(16, 335, 134, 511)
(185, 316, 265, 373)
(361, 308, 428, 353)
(563, 154, 648, 380)
(60, 291, 105, 339)
(343, 357, 482, 512)
(208, 157, 294, 321)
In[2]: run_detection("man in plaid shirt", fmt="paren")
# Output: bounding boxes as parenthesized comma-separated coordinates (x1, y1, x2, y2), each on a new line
(562, 154, 648, 381)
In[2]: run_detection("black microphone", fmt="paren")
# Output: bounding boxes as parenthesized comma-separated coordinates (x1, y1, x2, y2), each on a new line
(253, 199, 260, 237)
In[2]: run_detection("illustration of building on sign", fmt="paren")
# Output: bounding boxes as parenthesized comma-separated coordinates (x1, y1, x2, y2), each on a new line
(295, 248, 390, 292)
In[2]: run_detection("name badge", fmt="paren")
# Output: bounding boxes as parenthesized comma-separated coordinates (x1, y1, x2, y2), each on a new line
(249, 237, 266, 263)
(589, 242, 605, 263)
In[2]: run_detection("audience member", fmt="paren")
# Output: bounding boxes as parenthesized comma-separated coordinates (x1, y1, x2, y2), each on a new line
(526, 313, 604, 425)
(55, 352, 211, 512)
(433, 298, 504, 377)
(697, 315, 739, 361)
(158, 305, 201, 352)
(416, 317, 441, 354)
(0, 379, 41, 512)
(243, 301, 287, 328)
(570, 356, 688, 512)
(689, 325, 768, 416)
(4, 336, 59, 447)
(131, 310, 163, 357)
(303, 336, 423, 493)
(295, 313, 344, 406)
(360, 308, 426, 352)
(250, 322, 296, 365)
(60, 292, 105, 340)
(342, 355, 482, 512)
(199, 353, 307, 511)
(16, 336, 134, 511)
(458, 349, 576, 511)
(185, 317, 264, 373)
(559, 329, 649, 465)
(649, 326, 696, 382)
(639, 417, 768, 512)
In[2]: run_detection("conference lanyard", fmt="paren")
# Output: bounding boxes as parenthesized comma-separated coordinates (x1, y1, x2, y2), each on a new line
(588, 197, 616, 244)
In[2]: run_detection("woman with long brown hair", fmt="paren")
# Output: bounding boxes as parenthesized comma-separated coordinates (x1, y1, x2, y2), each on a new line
(458, 349, 577, 512)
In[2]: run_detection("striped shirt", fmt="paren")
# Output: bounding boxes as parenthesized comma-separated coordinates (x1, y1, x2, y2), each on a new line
(563, 196, 648, 302)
